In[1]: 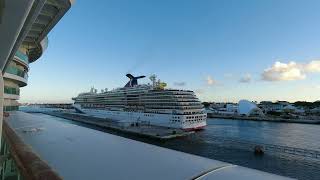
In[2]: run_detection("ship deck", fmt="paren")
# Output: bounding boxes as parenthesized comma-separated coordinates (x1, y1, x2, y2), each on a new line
(4, 111, 292, 180)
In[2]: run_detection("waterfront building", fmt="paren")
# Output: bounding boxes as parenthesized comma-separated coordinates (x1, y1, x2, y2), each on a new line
(226, 103, 238, 113)
(259, 101, 291, 113)
(209, 100, 264, 116)
(209, 102, 227, 110)
(310, 107, 320, 115)
(282, 105, 297, 113)
(203, 102, 236, 115)
(210, 103, 238, 115)
(238, 100, 264, 116)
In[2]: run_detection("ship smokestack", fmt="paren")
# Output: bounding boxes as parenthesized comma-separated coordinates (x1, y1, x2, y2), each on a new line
(125, 74, 146, 87)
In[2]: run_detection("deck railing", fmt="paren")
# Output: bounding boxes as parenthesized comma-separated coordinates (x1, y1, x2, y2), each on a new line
(0, 119, 62, 180)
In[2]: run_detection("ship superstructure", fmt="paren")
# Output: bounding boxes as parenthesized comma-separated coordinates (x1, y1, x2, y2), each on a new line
(72, 74, 206, 130)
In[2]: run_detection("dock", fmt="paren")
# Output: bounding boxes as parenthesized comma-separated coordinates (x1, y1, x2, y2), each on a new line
(36, 111, 194, 140)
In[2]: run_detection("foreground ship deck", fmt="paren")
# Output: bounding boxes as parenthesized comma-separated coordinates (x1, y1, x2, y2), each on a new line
(5, 112, 292, 180)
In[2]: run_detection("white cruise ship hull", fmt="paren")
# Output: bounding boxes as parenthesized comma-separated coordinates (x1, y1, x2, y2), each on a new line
(78, 107, 206, 131)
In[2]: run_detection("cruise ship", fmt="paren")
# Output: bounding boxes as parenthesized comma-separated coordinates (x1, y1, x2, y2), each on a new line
(72, 74, 207, 131)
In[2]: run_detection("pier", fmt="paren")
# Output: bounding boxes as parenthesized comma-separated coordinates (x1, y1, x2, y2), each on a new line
(34, 111, 193, 140)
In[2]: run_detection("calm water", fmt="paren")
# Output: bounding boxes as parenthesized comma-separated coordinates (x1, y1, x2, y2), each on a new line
(114, 118, 320, 180)
(154, 119, 320, 180)
(29, 114, 320, 179)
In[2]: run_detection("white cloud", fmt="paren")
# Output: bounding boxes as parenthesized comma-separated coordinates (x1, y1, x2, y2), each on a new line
(262, 61, 305, 81)
(262, 60, 320, 81)
(304, 61, 320, 73)
(239, 73, 252, 83)
(206, 76, 217, 85)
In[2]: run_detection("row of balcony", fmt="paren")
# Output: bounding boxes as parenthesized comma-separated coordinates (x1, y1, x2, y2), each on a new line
(14, 50, 29, 65)
(4, 66, 28, 80)
(4, 86, 20, 95)
(3, 106, 19, 112)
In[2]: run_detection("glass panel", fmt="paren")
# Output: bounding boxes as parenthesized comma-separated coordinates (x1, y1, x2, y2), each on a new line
(4, 106, 19, 111)
(4, 86, 20, 95)
(14, 50, 29, 64)
(40, 36, 48, 52)
(5, 65, 28, 79)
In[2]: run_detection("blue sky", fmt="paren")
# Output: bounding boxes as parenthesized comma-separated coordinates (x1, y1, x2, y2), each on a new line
(21, 0, 320, 103)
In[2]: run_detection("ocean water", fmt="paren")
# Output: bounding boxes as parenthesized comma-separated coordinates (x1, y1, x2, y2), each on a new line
(151, 119, 320, 180)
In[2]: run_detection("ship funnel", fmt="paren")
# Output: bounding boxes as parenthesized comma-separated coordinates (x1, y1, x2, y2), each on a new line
(125, 74, 146, 87)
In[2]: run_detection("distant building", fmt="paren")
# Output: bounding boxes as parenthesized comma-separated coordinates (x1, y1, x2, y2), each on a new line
(207, 102, 238, 115)
(283, 104, 296, 112)
(259, 101, 307, 115)
(226, 104, 238, 113)
(238, 100, 264, 116)
(310, 107, 320, 114)
(209, 102, 226, 110)
(259, 101, 290, 113)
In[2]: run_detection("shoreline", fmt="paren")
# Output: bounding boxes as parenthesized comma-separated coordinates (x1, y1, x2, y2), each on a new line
(207, 113, 320, 124)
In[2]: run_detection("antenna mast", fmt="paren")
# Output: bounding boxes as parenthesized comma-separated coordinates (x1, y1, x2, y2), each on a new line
(149, 74, 156, 87)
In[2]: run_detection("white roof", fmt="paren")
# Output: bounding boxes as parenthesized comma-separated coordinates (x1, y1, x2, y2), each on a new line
(238, 100, 263, 116)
